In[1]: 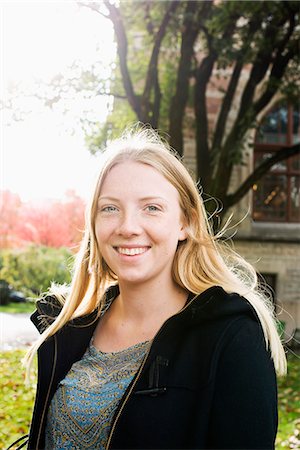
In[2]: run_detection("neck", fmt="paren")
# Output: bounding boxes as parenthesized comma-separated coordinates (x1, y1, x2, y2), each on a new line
(114, 278, 188, 325)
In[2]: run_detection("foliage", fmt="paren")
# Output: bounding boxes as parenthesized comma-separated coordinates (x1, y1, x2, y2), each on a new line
(276, 352, 300, 448)
(0, 350, 36, 449)
(0, 279, 11, 305)
(0, 302, 36, 314)
(0, 189, 85, 249)
(2, 2, 299, 222)
(0, 350, 299, 449)
(0, 245, 73, 298)
(82, 0, 300, 219)
(84, 100, 137, 154)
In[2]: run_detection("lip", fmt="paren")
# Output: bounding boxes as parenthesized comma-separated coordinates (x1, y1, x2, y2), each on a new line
(113, 245, 151, 257)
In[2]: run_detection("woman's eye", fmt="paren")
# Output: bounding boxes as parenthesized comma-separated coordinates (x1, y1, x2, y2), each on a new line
(101, 206, 118, 213)
(145, 205, 160, 212)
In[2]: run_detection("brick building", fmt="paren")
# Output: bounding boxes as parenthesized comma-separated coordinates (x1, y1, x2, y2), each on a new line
(183, 71, 300, 345)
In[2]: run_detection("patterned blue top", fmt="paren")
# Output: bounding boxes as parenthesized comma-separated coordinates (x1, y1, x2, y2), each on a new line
(44, 337, 150, 449)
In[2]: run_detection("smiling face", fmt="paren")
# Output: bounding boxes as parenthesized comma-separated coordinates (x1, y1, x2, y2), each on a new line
(95, 161, 187, 288)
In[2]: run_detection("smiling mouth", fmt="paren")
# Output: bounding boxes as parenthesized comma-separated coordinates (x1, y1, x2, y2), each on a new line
(114, 247, 150, 256)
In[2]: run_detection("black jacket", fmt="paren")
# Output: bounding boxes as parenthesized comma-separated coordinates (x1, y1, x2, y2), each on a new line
(28, 285, 278, 450)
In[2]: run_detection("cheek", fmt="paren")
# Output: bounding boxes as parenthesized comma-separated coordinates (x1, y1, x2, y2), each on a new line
(95, 223, 102, 241)
(151, 222, 182, 247)
(164, 215, 185, 239)
(95, 220, 114, 242)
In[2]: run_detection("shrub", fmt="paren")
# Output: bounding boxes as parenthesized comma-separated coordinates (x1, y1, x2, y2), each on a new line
(0, 280, 11, 305)
(0, 245, 73, 298)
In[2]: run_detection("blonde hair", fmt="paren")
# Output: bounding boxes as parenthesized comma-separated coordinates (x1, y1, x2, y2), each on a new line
(25, 126, 286, 375)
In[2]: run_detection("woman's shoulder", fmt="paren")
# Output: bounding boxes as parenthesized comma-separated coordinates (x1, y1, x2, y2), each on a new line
(30, 294, 64, 333)
(192, 285, 257, 318)
(191, 286, 268, 354)
(30, 284, 119, 333)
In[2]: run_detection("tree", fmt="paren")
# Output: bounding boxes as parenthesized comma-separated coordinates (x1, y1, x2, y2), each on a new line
(82, 0, 300, 219)
(0, 245, 72, 297)
(0, 191, 23, 248)
(16, 191, 85, 248)
(0, 190, 85, 249)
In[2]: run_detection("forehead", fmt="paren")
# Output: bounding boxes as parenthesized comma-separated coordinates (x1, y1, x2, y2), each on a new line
(99, 161, 179, 200)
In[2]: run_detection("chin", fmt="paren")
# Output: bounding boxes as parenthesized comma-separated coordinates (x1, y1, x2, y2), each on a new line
(116, 269, 153, 284)
(118, 275, 147, 285)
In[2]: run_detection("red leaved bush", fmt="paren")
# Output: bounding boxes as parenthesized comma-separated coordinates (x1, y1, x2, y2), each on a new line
(0, 190, 85, 249)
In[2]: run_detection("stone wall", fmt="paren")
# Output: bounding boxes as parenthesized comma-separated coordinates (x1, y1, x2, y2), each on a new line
(234, 239, 300, 340)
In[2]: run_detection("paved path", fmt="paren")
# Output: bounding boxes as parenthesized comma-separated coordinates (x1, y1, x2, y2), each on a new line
(0, 312, 39, 350)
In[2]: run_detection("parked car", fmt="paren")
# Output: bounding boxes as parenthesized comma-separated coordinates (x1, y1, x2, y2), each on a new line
(0, 280, 27, 305)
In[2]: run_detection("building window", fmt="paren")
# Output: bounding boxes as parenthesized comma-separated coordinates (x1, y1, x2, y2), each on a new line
(252, 103, 300, 223)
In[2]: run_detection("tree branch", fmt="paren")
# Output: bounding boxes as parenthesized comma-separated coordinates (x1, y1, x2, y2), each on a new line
(254, 43, 298, 116)
(105, 92, 127, 100)
(168, 1, 205, 154)
(103, 1, 141, 118)
(212, 11, 295, 199)
(143, 1, 178, 100)
(234, 10, 291, 123)
(195, 51, 217, 190)
(195, 5, 238, 191)
(224, 143, 300, 209)
(141, 1, 179, 126)
(78, 2, 109, 18)
(151, 75, 162, 129)
(211, 16, 262, 156)
(211, 59, 243, 154)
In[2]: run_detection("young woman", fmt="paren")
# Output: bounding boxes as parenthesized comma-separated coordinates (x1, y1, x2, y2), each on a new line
(25, 127, 286, 449)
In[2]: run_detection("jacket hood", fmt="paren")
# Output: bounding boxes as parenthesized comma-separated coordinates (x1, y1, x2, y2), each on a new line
(184, 286, 258, 323)
(31, 285, 120, 333)
(31, 285, 257, 334)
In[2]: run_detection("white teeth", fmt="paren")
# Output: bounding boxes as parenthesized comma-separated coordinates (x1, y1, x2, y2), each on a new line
(117, 247, 148, 256)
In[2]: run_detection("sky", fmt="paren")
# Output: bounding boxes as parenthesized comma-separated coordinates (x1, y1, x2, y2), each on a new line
(1, 1, 115, 202)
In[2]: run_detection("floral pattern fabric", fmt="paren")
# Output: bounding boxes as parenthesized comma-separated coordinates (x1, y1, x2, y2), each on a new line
(45, 339, 150, 449)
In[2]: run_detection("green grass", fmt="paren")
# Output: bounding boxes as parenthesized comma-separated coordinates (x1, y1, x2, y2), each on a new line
(0, 301, 36, 314)
(276, 352, 300, 448)
(0, 350, 36, 449)
(0, 350, 299, 449)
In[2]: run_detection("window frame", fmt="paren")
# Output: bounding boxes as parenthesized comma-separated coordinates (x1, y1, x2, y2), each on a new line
(253, 103, 300, 223)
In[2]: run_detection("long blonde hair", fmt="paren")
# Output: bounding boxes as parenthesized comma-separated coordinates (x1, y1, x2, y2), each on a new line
(25, 126, 286, 375)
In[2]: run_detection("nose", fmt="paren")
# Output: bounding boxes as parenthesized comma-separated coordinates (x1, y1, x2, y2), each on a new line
(116, 211, 142, 237)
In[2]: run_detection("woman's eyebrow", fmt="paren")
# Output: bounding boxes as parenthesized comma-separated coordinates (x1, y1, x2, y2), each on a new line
(98, 196, 169, 203)
(98, 196, 120, 202)
(139, 196, 168, 203)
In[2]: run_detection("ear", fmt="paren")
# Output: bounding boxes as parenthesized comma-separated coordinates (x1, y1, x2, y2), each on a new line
(178, 224, 188, 242)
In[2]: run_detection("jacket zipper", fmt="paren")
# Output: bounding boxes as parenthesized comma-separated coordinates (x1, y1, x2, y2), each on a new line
(35, 333, 58, 449)
(105, 292, 199, 449)
(105, 340, 152, 449)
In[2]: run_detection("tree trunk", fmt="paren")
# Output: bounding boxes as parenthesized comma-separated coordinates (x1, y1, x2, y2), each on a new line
(168, 1, 204, 155)
(194, 52, 217, 192)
